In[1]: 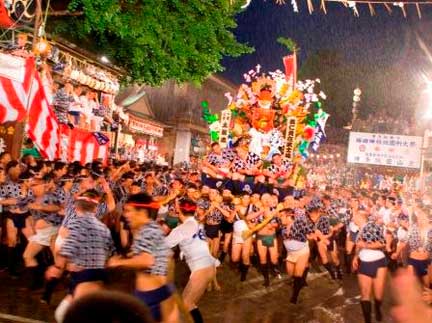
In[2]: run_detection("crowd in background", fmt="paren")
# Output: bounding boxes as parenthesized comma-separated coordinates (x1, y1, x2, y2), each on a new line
(305, 144, 425, 192)
(50, 81, 122, 132)
(354, 112, 417, 136)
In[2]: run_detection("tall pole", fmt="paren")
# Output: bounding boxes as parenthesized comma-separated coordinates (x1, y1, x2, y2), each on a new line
(32, 0, 43, 48)
(352, 88, 361, 130)
(420, 129, 429, 191)
(11, 0, 44, 160)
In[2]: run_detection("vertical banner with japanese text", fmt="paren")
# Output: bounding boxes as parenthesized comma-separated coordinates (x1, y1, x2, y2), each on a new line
(219, 109, 232, 148)
(284, 117, 297, 161)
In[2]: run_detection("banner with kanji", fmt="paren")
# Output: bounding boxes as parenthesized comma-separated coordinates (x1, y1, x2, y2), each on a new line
(347, 132, 422, 169)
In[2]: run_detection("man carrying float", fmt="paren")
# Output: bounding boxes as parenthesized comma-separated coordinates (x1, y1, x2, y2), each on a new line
(201, 56, 329, 199)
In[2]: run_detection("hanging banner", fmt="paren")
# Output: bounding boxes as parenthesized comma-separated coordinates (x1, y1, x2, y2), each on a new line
(311, 112, 329, 153)
(219, 109, 232, 148)
(59, 124, 110, 165)
(311, 124, 326, 153)
(284, 117, 297, 161)
(0, 52, 26, 82)
(347, 132, 422, 169)
(128, 114, 163, 137)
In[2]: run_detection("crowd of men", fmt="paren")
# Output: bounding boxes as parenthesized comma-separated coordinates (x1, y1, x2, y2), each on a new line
(0, 137, 431, 323)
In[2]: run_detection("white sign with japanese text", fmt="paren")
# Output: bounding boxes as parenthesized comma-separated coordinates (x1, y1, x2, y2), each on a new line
(128, 115, 164, 137)
(347, 132, 423, 169)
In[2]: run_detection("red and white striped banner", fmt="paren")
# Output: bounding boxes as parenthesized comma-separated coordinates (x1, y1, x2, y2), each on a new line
(59, 124, 109, 165)
(0, 54, 34, 123)
(0, 54, 110, 163)
(27, 66, 60, 160)
(0, 54, 60, 159)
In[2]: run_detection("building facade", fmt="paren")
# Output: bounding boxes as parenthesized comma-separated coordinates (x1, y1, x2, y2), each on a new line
(142, 75, 236, 165)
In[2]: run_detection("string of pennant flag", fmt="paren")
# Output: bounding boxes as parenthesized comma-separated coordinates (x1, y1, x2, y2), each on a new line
(236, 0, 432, 18)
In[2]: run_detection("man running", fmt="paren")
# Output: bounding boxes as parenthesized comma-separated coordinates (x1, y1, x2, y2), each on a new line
(46, 190, 113, 323)
(165, 198, 217, 323)
(108, 193, 178, 323)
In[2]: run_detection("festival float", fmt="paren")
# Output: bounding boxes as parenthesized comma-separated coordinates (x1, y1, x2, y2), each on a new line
(202, 53, 329, 190)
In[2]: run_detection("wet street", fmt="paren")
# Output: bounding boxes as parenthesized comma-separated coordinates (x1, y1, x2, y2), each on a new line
(0, 262, 393, 323)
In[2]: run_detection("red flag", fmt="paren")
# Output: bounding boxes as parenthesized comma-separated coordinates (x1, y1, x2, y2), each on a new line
(0, 55, 34, 123)
(283, 54, 297, 90)
(0, 54, 60, 160)
(26, 62, 60, 160)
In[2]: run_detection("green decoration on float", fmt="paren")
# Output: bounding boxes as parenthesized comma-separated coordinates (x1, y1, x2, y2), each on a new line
(201, 100, 209, 109)
(210, 131, 219, 141)
(208, 114, 219, 124)
(307, 119, 317, 127)
(201, 101, 219, 125)
(298, 140, 310, 153)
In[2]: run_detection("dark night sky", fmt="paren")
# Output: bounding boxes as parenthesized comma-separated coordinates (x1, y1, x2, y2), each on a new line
(222, 1, 432, 84)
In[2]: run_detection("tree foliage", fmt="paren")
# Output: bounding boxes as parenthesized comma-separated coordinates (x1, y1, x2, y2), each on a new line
(49, 0, 253, 85)
(277, 37, 298, 53)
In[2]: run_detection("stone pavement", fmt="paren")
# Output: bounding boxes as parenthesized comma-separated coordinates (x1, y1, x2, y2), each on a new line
(0, 263, 393, 323)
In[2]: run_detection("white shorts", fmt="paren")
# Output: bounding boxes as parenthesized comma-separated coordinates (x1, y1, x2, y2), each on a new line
(359, 249, 386, 262)
(283, 240, 308, 253)
(29, 226, 59, 247)
(286, 244, 310, 263)
(188, 256, 218, 273)
(233, 220, 248, 244)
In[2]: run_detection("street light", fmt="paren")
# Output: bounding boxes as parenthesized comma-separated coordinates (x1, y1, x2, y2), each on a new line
(344, 87, 362, 130)
(352, 87, 362, 126)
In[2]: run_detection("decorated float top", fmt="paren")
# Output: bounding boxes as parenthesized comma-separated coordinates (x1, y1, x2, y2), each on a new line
(202, 56, 329, 163)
